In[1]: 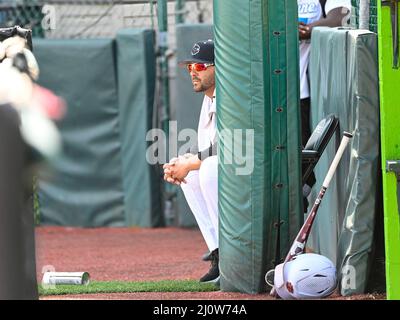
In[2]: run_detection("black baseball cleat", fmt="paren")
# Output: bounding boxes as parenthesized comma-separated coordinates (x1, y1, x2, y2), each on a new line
(202, 251, 212, 261)
(199, 248, 219, 283)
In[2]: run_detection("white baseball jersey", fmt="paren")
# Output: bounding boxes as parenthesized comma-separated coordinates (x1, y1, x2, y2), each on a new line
(197, 89, 217, 152)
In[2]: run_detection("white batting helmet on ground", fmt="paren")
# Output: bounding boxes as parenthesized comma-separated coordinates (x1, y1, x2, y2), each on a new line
(273, 253, 337, 300)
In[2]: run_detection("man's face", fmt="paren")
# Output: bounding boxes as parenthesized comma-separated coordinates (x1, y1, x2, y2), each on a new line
(188, 63, 215, 93)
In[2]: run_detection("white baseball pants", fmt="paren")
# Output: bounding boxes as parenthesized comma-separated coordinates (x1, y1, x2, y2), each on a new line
(180, 156, 218, 251)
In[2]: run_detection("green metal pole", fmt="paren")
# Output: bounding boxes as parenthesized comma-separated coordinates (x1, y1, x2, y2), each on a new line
(176, 0, 185, 24)
(378, 0, 400, 300)
(157, 0, 170, 139)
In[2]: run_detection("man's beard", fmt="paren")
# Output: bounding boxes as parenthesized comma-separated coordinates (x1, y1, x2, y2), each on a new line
(193, 83, 205, 92)
(193, 79, 214, 93)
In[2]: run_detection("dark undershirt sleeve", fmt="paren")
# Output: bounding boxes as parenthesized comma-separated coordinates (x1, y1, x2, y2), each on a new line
(187, 142, 218, 161)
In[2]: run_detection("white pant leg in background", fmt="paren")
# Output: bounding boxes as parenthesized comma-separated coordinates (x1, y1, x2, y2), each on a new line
(180, 156, 219, 251)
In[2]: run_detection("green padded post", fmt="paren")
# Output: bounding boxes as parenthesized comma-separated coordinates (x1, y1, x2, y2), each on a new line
(215, 0, 301, 293)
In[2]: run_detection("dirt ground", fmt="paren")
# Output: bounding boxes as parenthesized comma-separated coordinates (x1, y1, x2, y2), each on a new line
(36, 226, 386, 300)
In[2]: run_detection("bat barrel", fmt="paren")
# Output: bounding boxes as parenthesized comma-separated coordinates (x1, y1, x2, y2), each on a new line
(322, 131, 353, 188)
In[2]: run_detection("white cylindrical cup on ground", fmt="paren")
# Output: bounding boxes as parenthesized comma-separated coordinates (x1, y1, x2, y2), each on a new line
(42, 272, 90, 286)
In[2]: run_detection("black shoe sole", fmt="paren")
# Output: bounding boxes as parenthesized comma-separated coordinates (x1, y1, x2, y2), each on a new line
(199, 275, 220, 284)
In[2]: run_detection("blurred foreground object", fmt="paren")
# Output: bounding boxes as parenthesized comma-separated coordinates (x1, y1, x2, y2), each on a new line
(0, 26, 32, 50)
(0, 26, 65, 300)
(0, 103, 38, 299)
(0, 36, 65, 162)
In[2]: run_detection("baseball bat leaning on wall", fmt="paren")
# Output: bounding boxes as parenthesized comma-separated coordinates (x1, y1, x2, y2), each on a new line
(269, 131, 353, 297)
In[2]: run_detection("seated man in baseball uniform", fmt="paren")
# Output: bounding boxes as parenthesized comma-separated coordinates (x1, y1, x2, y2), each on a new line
(163, 39, 219, 284)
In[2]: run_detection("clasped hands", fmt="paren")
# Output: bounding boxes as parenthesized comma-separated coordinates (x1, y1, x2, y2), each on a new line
(163, 153, 198, 186)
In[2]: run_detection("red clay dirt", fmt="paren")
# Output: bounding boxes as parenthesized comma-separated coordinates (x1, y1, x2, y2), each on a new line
(36, 226, 385, 300)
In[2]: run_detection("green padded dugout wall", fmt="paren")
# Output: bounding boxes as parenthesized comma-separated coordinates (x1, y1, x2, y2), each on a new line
(35, 39, 125, 227)
(116, 29, 162, 227)
(173, 24, 213, 227)
(215, 0, 302, 293)
(35, 31, 161, 227)
(309, 28, 381, 295)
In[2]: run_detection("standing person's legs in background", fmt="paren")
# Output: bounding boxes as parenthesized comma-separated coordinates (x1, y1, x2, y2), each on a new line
(301, 98, 312, 148)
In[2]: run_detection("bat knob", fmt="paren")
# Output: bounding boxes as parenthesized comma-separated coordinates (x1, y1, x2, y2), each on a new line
(343, 131, 353, 138)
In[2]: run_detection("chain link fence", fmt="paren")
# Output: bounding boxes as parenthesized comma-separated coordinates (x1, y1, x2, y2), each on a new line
(0, 0, 377, 40)
(2, 1, 381, 41)
(0, 1, 213, 41)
